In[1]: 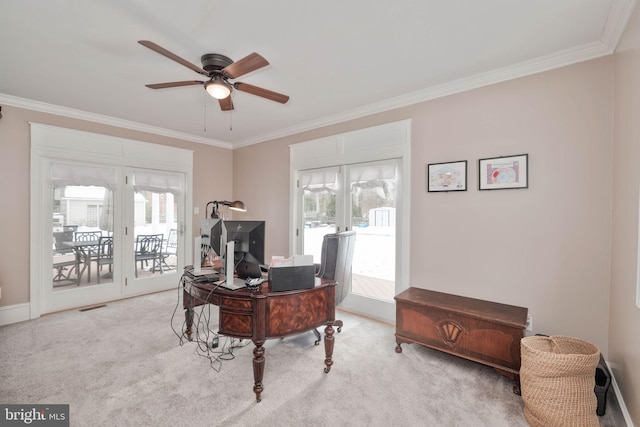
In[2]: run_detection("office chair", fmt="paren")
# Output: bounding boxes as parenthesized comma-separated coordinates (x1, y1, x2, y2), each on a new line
(312, 230, 356, 344)
(52, 230, 77, 285)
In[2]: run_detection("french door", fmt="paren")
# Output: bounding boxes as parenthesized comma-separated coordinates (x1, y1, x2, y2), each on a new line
(46, 162, 123, 311)
(31, 124, 192, 316)
(290, 120, 411, 324)
(298, 159, 401, 322)
(125, 168, 185, 295)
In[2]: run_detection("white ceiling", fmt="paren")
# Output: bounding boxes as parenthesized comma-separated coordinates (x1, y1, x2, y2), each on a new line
(0, 0, 636, 149)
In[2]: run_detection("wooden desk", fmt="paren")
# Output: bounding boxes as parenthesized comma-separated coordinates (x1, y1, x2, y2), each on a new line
(395, 288, 527, 393)
(182, 273, 337, 402)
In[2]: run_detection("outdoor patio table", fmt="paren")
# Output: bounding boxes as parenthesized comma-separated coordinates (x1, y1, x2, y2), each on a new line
(62, 240, 99, 285)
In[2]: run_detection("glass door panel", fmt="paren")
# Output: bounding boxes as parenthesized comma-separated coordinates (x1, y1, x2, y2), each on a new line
(301, 167, 340, 263)
(52, 185, 115, 291)
(298, 160, 399, 321)
(126, 169, 185, 295)
(43, 161, 121, 314)
(347, 161, 398, 303)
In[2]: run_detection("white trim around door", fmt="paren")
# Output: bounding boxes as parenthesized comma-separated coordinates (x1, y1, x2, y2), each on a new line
(289, 120, 411, 323)
(30, 123, 193, 317)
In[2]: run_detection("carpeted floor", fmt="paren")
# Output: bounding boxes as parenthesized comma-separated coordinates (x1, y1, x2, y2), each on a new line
(0, 289, 625, 426)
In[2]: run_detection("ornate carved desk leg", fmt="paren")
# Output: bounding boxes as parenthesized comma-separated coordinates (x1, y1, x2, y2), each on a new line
(183, 288, 194, 341)
(252, 340, 265, 402)
(323, 322, 335, 374)
(184, 307, 194, 341)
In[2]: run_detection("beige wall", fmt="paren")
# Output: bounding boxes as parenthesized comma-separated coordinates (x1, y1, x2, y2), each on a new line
(0, 106, 232, 307)
(236, 57, 614, 353)
(232, 139, 290, 260)
(611, 2, 640, 423)
(410, 60, 613, 351)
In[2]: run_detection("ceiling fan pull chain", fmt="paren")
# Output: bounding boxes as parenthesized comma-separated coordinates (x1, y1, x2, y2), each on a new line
(229, 111, 233, 131)
(203, 91, 207, 133)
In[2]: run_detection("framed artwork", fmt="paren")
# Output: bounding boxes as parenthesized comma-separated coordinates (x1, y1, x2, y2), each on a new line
(478, 154, 528, 190)
(427, 160, 467, 192)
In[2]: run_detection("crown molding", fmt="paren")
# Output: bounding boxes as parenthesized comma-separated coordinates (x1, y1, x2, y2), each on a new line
(235, 39, 613, 149)
(237, 0, 639, 148)
(2, 0, 636, 151)
(0, 93, 232, 149)
(602, 0, 639, 49)
(0, 31, 617, 153)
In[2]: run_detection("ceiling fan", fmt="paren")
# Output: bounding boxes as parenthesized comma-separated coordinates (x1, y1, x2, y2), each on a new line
(138, 40, 289, 111)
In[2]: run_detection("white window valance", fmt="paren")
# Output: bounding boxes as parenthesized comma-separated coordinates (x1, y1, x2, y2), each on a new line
(300, 167, 339, 192)
(133, 171, 181, 196)
(348, 162, 397, 183)
(349, 161, 398, 200)
(51, 163, 117, 190)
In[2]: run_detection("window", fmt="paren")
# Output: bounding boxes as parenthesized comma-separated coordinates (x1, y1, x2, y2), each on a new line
(86, 205, 98, 227)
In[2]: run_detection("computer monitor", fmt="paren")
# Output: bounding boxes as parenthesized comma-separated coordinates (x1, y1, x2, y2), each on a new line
(200, 218, 223, 257)
(222, 220, 265, 267)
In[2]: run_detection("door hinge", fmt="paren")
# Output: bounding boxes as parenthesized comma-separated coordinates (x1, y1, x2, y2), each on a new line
(296, 228, 299, 237)
(125, 176, 128, 184)
(296, 179, 300, 188)
(125, 227, 128, 235)
(125, 278, 128, 286)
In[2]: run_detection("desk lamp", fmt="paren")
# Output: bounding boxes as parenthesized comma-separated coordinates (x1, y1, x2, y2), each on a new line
(206, 200, 246, 219)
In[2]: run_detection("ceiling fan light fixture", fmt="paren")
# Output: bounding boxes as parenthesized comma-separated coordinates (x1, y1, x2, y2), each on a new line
(205, 77, 231, 99)
(140, 42, 289, 110)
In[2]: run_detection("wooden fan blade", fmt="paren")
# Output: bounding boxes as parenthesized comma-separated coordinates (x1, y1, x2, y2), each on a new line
(222, 52, 269, 79)
(138, 40, 208, 76)
(218, 96, 234, 111)
(233, 82, 289, 104)
(145, 81, 204, 89)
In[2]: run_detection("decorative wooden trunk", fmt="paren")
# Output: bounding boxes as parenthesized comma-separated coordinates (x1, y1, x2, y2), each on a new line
(395, 288, 528, 386)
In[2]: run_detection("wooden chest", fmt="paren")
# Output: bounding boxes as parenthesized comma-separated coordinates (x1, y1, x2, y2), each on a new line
(395, 287, 527, 385)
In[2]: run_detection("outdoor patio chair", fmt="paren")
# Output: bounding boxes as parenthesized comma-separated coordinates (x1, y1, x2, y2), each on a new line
(73, 231, 102, 284)
(161, 229, 178, 270)
(52, 255, 77, 285)
(135, 234, 164, 277)
(52, 230, 78, 286)
(53, 230, 75, 255)
(96, 236, 114, 284)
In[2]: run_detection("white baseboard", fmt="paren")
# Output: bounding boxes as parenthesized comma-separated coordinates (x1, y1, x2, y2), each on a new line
(0, 303, 31, 326)
(607, 360, 635, 427)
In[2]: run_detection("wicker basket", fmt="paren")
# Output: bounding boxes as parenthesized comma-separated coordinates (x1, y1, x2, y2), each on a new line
(520, 335, 600, 427)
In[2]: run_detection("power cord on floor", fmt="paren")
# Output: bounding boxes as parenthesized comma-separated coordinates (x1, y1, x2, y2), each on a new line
(170, 271, 250, 372)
